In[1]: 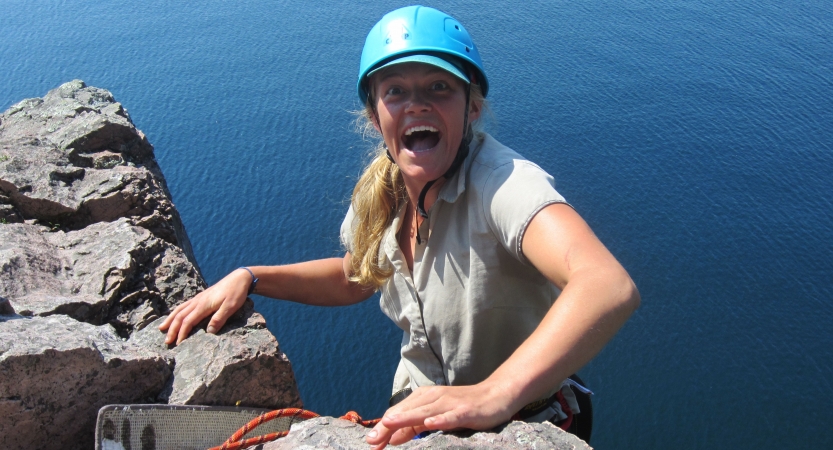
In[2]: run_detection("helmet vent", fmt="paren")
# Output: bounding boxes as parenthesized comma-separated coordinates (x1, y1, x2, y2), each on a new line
(465, 47, 471, 52)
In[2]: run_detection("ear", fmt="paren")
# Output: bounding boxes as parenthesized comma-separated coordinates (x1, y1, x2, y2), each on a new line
(468, 97, 482, 122)
(367, 103, 382, 133)
(371, 113, 381, 133)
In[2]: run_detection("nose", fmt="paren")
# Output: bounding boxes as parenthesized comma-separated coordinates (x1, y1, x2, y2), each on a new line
(405, 90, 431, 114)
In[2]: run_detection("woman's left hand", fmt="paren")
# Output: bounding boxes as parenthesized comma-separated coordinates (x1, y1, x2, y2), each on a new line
(365, 382, 517, 450)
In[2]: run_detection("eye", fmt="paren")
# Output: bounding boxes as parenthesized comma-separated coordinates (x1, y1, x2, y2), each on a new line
(386, 86, 404, 96)
(430, 81, 449, 91)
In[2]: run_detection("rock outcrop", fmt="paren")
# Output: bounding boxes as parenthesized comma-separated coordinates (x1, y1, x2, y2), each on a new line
(0, 81, 301, 450)
(262, 417, 593, 449)
(0, 315, 171, 449)
(0, 80, 194, 257)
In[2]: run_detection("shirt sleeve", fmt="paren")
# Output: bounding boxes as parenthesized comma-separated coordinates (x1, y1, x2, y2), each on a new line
(481, 159, 567, 264)
(339, 204, 356, 254)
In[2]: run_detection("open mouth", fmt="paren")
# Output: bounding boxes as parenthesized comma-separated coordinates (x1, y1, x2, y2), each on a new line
(402, 125, 440, 152)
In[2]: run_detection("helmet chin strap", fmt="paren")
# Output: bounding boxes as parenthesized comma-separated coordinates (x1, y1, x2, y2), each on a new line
(414, 83, 472, 243)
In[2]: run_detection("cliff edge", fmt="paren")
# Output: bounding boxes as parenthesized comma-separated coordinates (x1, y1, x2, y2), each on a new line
(0, 81, 301, 450)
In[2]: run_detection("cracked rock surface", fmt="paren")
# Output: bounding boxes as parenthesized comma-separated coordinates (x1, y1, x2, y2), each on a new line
(0, 80, 195, 258)
(262, 417, 593, 450)
(0, 81, 301, 450)
(130, 303, 300, 409)
(0, 314, 172, 450)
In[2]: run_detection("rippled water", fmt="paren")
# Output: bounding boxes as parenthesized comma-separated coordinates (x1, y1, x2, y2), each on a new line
(3, 1, 832, 448)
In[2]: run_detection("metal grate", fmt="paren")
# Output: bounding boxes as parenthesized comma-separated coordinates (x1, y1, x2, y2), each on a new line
(95, 404, 301, 450)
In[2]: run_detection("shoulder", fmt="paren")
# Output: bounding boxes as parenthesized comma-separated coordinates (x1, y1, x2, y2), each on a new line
(467, 134, 563, 205)
(470, 133, 540, 172)
(464, 134, 568, 261)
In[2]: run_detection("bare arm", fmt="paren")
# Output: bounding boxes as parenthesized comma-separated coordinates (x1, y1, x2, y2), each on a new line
(159, 253, 374, 345)
(252, 255, 375, 306)
(366, 203, 640, 448)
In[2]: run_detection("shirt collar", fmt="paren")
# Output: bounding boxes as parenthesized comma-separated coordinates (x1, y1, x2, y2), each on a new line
(383, 200, 409, 256)
(437, 133, 486, 205)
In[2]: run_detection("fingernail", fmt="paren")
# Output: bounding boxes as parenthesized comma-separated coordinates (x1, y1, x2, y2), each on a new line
(367, 430, 377, 438)
(207, 326, 217, 334)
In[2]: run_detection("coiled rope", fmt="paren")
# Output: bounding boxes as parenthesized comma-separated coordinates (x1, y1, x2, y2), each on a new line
(209, 408, 380, 450)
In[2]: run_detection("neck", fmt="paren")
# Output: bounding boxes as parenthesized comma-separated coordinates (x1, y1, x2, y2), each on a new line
(404, 177, 445, 216)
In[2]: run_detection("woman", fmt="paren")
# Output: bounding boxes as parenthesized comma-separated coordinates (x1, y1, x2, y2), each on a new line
(160, 6, 639, 449)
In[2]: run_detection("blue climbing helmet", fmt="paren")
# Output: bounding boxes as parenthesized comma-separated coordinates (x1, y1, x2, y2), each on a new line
(357, 5, 489, 103)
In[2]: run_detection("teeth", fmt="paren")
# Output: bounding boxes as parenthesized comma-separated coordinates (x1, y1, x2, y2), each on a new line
(404, 125, 438, 136)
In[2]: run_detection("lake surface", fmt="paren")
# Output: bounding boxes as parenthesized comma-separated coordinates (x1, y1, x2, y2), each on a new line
(2, 1, 832, 448)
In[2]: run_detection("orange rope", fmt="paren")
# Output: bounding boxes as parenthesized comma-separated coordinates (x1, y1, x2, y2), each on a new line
(209, 408, 380, 450)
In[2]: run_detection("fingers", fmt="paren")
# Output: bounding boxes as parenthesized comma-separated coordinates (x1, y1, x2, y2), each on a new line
(160, 301, 192, 345)
(176, 302, 205, 345)
(366, 388, 443, 448)
(366, 384, 514, 447)
(206, 298, 239, 335)
(367, 423, 426, 449)
(389, 424, 428, 445)
(164, 300, 200, 345)
(158, 305, 177, 330)
(157, 270, 251, 345)
(159, 292, 220, 345)
(422, 409, 461, 431)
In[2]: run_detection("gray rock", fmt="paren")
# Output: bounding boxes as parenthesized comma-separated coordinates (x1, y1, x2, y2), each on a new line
(0, 80, 198, 268)
(0, 296, 15, 315)
(0, 314, 172, 450)
(0, 219, 204, 336)
(261, 417, 593, 449)
(130, 301, 302, 409)
(0, 82, 302, 450)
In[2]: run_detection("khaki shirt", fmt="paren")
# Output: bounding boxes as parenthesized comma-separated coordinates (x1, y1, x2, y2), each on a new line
(341, 133, 568, 395)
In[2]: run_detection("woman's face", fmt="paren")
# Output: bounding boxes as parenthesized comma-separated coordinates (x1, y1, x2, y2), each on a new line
(371, 62, 481, 188)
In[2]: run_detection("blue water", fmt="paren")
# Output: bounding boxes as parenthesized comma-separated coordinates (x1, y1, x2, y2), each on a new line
(2, 1, 832, 448)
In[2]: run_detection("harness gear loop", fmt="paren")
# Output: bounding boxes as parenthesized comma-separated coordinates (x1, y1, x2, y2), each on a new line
(555, 389, 574, 431)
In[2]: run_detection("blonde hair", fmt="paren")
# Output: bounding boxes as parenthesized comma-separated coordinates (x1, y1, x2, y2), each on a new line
(348, 83, 487, 288)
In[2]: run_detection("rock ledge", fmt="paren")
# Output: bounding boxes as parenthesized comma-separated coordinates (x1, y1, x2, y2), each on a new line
(0, 81, 300, 450)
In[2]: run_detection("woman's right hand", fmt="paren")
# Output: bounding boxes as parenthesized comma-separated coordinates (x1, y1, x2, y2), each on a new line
(158, 268, 253, 345)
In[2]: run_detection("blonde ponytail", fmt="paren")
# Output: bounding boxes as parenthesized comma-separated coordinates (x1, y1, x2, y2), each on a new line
(348, 111, 407, 288)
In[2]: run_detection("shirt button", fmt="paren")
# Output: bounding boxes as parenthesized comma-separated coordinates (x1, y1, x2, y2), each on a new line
(434, 378, 445, 386)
